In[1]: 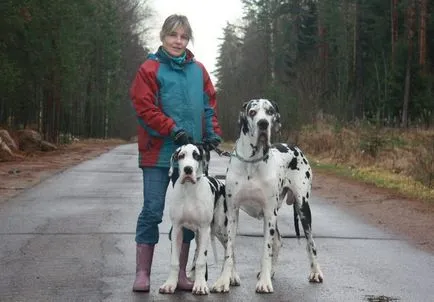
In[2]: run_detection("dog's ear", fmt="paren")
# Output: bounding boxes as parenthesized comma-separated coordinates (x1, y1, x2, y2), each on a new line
(271, 101, 282, 133)
(237, 100, 251, 134)
(242, 101, 250, 111)
(238, 110, 249, 135)
(168, 148, 180, 177)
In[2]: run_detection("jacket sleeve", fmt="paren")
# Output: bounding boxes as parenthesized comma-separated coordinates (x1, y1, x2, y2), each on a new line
(130, 61, 176, 137)
(199, 63, 222, 140)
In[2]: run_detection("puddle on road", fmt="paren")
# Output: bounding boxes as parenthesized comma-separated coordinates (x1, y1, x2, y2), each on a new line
(364, 295, 400, 302)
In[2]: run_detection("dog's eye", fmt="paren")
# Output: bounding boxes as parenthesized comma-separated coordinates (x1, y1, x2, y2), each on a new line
(178, 153, 185, 160)
(249, 110, 257, 117)
(266, 108, 275, 115)
(192, 151, 202, 161)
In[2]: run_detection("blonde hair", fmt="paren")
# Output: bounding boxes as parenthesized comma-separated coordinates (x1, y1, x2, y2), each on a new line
(160, 14, 194, 43)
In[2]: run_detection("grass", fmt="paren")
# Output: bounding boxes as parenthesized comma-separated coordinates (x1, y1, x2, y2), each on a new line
(298, 122, 434, 203)
(311, 159, 434, 202)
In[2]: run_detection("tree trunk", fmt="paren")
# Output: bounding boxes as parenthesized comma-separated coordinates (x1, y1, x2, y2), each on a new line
(354, 1, 364, 119)
(391, 0, 399, 64)
(418, 0, 427, 73)
(318, 7, 328, 102)
(402, 0, 416, 128)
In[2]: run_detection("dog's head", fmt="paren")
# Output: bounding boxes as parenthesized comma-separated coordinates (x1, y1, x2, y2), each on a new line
(169, 144, 206, 184)
(238, 99, 281, 149)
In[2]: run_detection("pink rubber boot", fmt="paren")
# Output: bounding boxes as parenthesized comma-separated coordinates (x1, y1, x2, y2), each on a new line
(177, 242, 194, 291)
(132, 244, 154, 292)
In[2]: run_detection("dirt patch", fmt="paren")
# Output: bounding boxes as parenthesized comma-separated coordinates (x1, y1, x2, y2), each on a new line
(0, 139, 126, 203)
(313, 171, 434, 253)
(0, 141, 433, 254)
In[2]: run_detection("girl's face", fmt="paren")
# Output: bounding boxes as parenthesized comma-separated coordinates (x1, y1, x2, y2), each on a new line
(162, 26, 189, 57)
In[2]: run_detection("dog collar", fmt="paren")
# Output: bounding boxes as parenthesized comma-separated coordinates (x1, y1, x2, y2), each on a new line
(232, 148, 269, 163)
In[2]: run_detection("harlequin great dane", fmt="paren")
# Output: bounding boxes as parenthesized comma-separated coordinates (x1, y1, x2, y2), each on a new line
(159, 144, 229, 295)
(211, 99, 324, 293)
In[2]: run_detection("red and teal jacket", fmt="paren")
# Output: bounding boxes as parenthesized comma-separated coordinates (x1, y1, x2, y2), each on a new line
(130, 47, 222, 168)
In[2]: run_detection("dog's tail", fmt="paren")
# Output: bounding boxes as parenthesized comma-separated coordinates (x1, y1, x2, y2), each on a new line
(293, 203, 301, 239)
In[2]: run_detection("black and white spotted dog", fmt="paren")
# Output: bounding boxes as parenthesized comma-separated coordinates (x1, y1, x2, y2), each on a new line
(159, 144, 229, 295)
(211, 99, 324, 294)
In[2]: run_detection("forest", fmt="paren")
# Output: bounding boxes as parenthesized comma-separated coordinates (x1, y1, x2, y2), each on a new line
(1, 0, 433, 142)
(215, 0, 433, 138)
(1, 0, 150, 142)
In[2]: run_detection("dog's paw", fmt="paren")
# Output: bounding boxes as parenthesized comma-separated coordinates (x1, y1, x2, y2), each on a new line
(159, 281, 177, 294)
(255, 276, 274, 293)
(192, 280, 209, 295)
(308, 269, 324, 283)
(230, 271, 241, 286)
(210, 276, 230, 293)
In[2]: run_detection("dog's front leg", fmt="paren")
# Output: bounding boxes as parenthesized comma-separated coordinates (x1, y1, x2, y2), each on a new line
(256, 211, 276, 293)
(159, 225, 182, 294)
(192, 227, 210, 295)
(211, 207, 239, 293)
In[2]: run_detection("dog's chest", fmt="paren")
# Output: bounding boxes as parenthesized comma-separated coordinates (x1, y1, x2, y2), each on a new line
(226, 154, 287, 218)
(230, 177, 277, 218)
(167, 180, 215, 230)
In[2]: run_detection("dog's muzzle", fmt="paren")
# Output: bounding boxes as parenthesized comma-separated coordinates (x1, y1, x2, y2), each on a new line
(181, 166, 197, 184)
(257, 119, 270, 146)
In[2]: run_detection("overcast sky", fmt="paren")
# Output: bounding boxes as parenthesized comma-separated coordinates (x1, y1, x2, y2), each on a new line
(148, 0, 244, 83)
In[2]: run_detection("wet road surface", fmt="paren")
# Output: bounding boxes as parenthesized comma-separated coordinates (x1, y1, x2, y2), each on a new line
(1, 144, 433, 301)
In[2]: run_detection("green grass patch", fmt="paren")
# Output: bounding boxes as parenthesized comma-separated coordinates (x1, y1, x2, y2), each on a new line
(312, 158, 434, 203)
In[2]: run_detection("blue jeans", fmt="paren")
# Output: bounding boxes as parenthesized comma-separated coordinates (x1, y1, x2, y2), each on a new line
(135, 167, 195, 244)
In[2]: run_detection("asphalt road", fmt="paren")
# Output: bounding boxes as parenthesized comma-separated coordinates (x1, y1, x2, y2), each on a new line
(1, 144, 433, 302)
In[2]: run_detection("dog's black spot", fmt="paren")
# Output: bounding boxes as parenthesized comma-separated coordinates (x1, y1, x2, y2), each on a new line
(250, 144, 258, 157)
(306, 171, 311, 179)
(270, 229, 275, 236)
(207, 177, 218, 194)
(301, 201, 312, 230)
(312, 248, 317, 256)
(228, 193, 232, 197)
(223, 199, 228, 213)
(288, 157, 298, 170)
(268, 244, 271, 249)
(274, 208, 278, 216)
(306, 192, 309, 199)
(224, 216, 228, 227)
(204, 250, 208, 256)
(268, 222, 271, 227)
(303, 158, 308, 165)
(273, 143, 288, 153)
(290, 146, 299, 157)
(248, 175, 250, 180)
